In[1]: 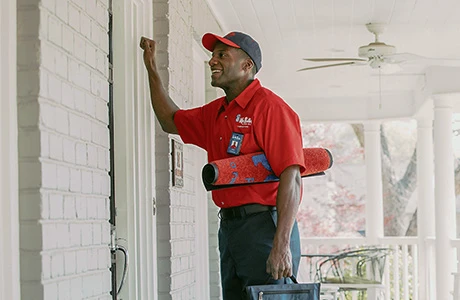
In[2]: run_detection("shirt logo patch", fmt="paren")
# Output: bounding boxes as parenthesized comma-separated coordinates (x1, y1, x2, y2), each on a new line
(235, 114, 252, 126)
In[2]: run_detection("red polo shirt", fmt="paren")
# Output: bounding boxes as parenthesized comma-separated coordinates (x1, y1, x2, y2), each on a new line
(174, 79, 305, 208)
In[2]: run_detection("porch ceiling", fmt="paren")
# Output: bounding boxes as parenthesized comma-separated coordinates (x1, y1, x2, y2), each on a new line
(205, 0, 460, 122)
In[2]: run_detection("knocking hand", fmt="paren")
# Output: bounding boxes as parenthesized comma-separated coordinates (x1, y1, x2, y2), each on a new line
(266, 246, 293, 280)
(140, 36, 157, 74)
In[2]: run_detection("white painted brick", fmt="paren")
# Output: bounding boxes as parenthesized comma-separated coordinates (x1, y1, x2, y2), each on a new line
(58, 280, 72, 300)
(64, 251, 76, 275)
(81, 224, 92, 245)
(18, 129, 41, 158)
(86, 0, 97, 20)
(81, 12, 91, 37)
(86, 41, 96, 67)
(97, 147, 108, 170)
(81, 117, 93, 141)
(57, 164, 70, 191)
(88, 248, 98, 270)
(54, 106, 70, 135)
(48, 15, 62, 46)
(101, 173, 110, 196)
(95, 98, 108, 123)
(41, 162, 57, 189)
(62, 25, 74, 53)
(68, 3, 80, 31)
(101, 221, 111, 244)
(51, 252, 64, 278)
(81, 170, 93, 194)
(41, 0, 55, 13)
(100, 81, 109, 103)
(56, 223, 71, 247)
(93, 223, 102, 244)
(91, 122, 109, 147)
(48, 73, 62, 102)
(61, 82, 74, 109)
(73, 87, 85, 112)
(95, 49, 106, 74)
(96, 1, 108, 27)
(39, 101, 56, 129)
(90, 21, 100, 46)
(98, 25, 108, 53)
(41, 193, 50, 219)
(74, 34, 86, 61)
(42, 223, 57, 249)
(85, 93, 96, 117)
(68, 58, 79, 86)
(76, 196, 87, 218)
(56, 0, 68, 23)
(98, 247, 110, 269)
(75, 142, 86, 165)
(63, 138, 76, 163)
(96, 197, 108, 219)
(55, 49, 68, 79)
(64, 195, 76, 219)
(90, 72, 101, 96)
(87, 197, 98, 219)
(87, 144, 98, 167)
(79, 65, 91, 90)
(49, 132, 63, 160)
(70, 277, 83, 300)
(70, 168, 82, 192)
(69, 223, 82, 246)
(82, 275, 95, 297)
(49, 193, 64, 219)
(43, 282, 58, 300)
(68, 113, 81, 138)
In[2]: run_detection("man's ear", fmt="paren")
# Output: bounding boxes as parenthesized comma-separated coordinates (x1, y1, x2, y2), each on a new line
(243, 58, 254, 73)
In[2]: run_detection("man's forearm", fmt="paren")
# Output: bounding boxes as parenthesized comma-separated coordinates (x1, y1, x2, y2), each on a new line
(273, 165, 301, 250)
(147, 69, 180, 134)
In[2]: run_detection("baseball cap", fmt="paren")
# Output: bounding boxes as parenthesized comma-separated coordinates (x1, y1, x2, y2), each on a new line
(202, 31, 262, 73)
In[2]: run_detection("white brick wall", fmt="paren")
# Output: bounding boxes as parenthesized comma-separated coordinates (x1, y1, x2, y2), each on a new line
(17, 0, 111, 299)
(153, 0, 223, 299)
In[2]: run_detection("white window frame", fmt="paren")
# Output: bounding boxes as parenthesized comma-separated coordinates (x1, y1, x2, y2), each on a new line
(0, 0, 21, 299)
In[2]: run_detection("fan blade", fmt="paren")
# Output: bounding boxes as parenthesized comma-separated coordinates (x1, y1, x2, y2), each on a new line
(303, 58, 367, 62)
(385, 52, 460, 66)
(297, 62, 358, 71)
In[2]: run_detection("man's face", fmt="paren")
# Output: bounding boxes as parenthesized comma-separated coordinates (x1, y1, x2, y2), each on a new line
(208, 42, 247, 88)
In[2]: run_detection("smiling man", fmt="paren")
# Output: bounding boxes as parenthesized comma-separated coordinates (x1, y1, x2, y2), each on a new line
(140, 31, 305, 299)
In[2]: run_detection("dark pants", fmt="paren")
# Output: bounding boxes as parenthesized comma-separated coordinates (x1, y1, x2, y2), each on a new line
(218, 209, 301, 300)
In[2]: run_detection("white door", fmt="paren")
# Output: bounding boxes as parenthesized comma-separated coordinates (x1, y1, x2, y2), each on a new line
(112, 1, 157, 299)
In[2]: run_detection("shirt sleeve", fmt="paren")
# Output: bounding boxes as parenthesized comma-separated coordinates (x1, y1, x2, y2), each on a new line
(174, 108, 207, 150)
(255, 98, 306, 177)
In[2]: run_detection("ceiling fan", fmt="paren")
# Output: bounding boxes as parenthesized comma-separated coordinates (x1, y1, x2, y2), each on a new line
(298, 23, 458, 73)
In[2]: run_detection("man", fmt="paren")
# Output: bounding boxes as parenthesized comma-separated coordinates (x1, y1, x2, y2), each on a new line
(140, 31, 306, 299)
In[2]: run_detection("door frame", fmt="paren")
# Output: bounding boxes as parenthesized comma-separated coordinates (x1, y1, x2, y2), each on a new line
(112, 0, 157, 299)
(0, 0, 21, 299)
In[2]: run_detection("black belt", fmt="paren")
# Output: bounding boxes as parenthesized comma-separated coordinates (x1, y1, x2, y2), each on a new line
(219, 204, 276, 220)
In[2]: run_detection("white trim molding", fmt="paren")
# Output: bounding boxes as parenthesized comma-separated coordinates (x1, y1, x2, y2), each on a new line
(0, 0, 21, 299)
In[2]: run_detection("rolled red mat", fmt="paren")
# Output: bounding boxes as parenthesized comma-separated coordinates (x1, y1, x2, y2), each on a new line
(202, 148, 333, 191)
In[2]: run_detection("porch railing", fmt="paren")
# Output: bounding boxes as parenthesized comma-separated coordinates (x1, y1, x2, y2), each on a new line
(298, 237, 457, 300)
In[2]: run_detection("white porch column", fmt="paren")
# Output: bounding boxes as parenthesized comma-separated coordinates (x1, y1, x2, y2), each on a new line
(364, 122, 384, 243)
(0, 0, 20, 299)
(433, 94, 457, 300)
(416, 117, 435, 300)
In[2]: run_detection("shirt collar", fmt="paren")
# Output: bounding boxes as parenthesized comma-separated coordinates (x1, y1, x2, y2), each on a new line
(217, 79, 261, 112)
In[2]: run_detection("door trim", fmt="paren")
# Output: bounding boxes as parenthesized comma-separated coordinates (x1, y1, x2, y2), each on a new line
(0, 0, 20, 299)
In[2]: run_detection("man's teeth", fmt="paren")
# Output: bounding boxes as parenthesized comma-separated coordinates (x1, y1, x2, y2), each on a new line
(212, 70, 221, 73)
